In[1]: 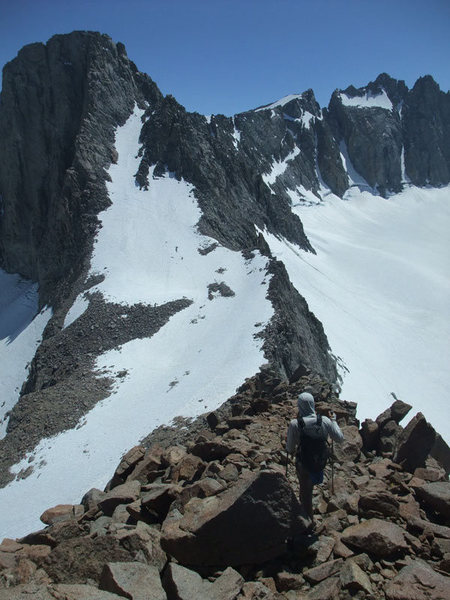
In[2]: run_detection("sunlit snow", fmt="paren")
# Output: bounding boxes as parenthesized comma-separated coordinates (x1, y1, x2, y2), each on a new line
(256, 94, 303, 112)
(0, 271, 52, 437)
(339, 89, 393, 110)
(265, 185, 450, 441)
(263, 147, 300, 187)
(0, 107, 273, 539)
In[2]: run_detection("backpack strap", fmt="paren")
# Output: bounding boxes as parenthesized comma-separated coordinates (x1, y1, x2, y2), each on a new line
(298, 417, 305, 430)
(317, 414, 322, 426)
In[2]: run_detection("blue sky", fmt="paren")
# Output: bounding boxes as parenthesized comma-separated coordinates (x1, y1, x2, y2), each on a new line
(1, 0, 449, 115)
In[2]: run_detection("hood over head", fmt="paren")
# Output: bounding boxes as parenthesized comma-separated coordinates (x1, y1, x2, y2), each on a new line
(298, 392, 315, 417)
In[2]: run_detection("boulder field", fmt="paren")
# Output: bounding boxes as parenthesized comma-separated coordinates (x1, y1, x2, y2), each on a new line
(1, 370, 449, 599)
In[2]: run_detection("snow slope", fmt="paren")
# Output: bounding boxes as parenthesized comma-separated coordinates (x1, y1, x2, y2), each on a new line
(0, 107, 273, 539)
(0, 271, 52, 437)
(265, 185, 450, 441)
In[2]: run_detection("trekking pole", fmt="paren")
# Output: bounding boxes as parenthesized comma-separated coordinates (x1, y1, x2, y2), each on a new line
(331, 440, 335, 494)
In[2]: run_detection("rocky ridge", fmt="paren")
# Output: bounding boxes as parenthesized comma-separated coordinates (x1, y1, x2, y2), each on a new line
(1, 371, 449, 599)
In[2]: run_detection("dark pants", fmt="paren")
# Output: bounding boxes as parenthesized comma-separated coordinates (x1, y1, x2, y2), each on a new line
(296, 462, 314, 521)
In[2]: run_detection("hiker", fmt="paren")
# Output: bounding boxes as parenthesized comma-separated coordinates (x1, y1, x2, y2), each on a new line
(286, 392, 343, 526)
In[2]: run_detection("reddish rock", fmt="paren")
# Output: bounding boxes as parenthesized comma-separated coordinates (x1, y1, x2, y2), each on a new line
(376, 400, 412, 427)
(127, 449, 164, 484)
(112, 522, 166, 572)
(407, 516, 450, 539)
(360, 419, 378, 452)
(0, 539, 23, 553)
(385, 559, 449, 600)
(80, 488, 107, 512)
(161, 470, 308, 566)
(0, 550, 16, 569)
(111, 445, 146, 487)
(100, 562, 166, 600)
(40, 504, 84, 525)
(141, 484, 180, 521)
(162, 445, 187, 467)
(341, 518, 408, 557)
(340, 558, 373, 594)
(303, 558, 343, 583)
(98, 480, 141, 516)
(414, 466, 445, 482)
(190, 439, 234, 461)
(44, 535, 133, 583)
(333, 426, 362, 463)
(306, 576, 340, 600)
(170, 454, 205, 483)
(18, 544, 51, 567)
(276, 571, 305, 591)
(415, 481, 450, 518)
(393, 413, 436, 473)
(162, 562, 211, 599)
(358, 490, 399, 518)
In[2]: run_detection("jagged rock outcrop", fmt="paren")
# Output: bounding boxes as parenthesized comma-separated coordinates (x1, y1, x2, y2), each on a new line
(1, 371, 449, 599)
(0, 32, 159, 306)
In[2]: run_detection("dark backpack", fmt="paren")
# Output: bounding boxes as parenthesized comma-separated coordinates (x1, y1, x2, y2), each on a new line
(296, 414, 329, 473)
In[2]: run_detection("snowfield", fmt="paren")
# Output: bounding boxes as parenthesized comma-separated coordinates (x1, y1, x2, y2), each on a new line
(0, 108, 273, 539)
(0, 272, 52, 438)
(265, 184, 450, 441)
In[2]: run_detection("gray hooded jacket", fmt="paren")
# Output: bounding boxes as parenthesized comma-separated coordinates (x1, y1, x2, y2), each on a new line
(286, 392, 344, 455)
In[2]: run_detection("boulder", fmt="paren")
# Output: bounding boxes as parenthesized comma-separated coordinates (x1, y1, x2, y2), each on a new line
(162, 445, 187, 467)
(141, 484, 180, 521)
(170, 455, 205, 483)
(340, 518, 408, 557)
(393, 413, 436, 472)
(305, 576, 340, 600)
(240, 581, 276, 599)
(415, 481, 450, 519)
(81, 488, 107, 512)
(127, 449, 164, 484)
(276, 571, 305, 591)
(40, 504, 84, 525)
(100, 562, 167, 600)
(44, 535, 133, 583)
(112, 522, 167, 572)
(111, 445, 146, 487)
(407, 516, 450, 539)
(358, 490, 399, 518)
(360, 419, 378, 452)
(339, 558, 373, 594)
(430, 434, 450, 477)
(303, 558, 343, 583)
(209, 567, 244, 599)
(379, 420, 402, 454)
(161, 470, 308, 566)
(333, 426, 362, 463)
(385, 559, 450, 600)
(189, 440, 234, 461)
(376, 400, 412, 427)
(98, 481, 141, 516)
(162, 562, 212, 600)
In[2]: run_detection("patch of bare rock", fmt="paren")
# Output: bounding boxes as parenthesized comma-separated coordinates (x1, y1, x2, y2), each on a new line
(1, 371, 449, 599)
